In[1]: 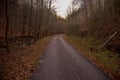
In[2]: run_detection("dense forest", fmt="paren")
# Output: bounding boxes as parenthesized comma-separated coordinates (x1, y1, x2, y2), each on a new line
(66, 0, 120, 53)
(0, 0, 119, 53)
(0, 0, 64, 52)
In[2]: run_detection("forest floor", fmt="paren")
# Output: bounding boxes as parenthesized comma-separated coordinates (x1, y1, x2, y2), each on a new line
(0, 36, 52, 80)
(63, 35, 120, 80)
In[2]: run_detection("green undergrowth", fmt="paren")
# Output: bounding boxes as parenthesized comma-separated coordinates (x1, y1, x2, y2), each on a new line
(64, 35, 120, 79)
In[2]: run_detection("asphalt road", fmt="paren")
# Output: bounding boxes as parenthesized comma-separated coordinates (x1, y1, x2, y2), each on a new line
(30, 35, 111, 80)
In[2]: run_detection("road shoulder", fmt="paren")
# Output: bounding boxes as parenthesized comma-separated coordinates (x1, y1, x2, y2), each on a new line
(63, 35, 120, 80)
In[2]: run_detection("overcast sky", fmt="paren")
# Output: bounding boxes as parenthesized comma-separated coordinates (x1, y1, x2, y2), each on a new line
(53, 0, 73, 18)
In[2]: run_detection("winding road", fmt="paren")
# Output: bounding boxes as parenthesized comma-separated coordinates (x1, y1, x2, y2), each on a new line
(30, 35, 111, 80)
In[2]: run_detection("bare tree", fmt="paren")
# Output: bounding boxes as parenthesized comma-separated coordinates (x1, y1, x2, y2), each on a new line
(5, 0, 9, 52)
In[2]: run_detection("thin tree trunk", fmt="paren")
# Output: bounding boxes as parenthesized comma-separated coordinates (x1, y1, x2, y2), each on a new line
(83, 0, 91, 35)
(5, 0, 9, 52)
(37, 0, 44, 39)
(28, 0, 33, 44)
(100, 29, 120, 48)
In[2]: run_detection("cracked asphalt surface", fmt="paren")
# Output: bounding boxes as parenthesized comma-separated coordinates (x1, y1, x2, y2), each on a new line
(30, 35, 111, 80)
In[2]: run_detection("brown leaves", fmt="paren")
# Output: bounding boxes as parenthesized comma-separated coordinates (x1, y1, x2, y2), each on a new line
(0, 37, 51, 80)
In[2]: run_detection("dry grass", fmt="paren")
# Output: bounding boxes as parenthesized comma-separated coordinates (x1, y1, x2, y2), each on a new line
(0, 37, 52, 80)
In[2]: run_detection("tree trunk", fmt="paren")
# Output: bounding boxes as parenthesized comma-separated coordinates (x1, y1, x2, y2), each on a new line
(28, 0, 33, 44)
(37, 0, 44, 39)
(5, 0, 9, 52)
(100, 29, 120, 48)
